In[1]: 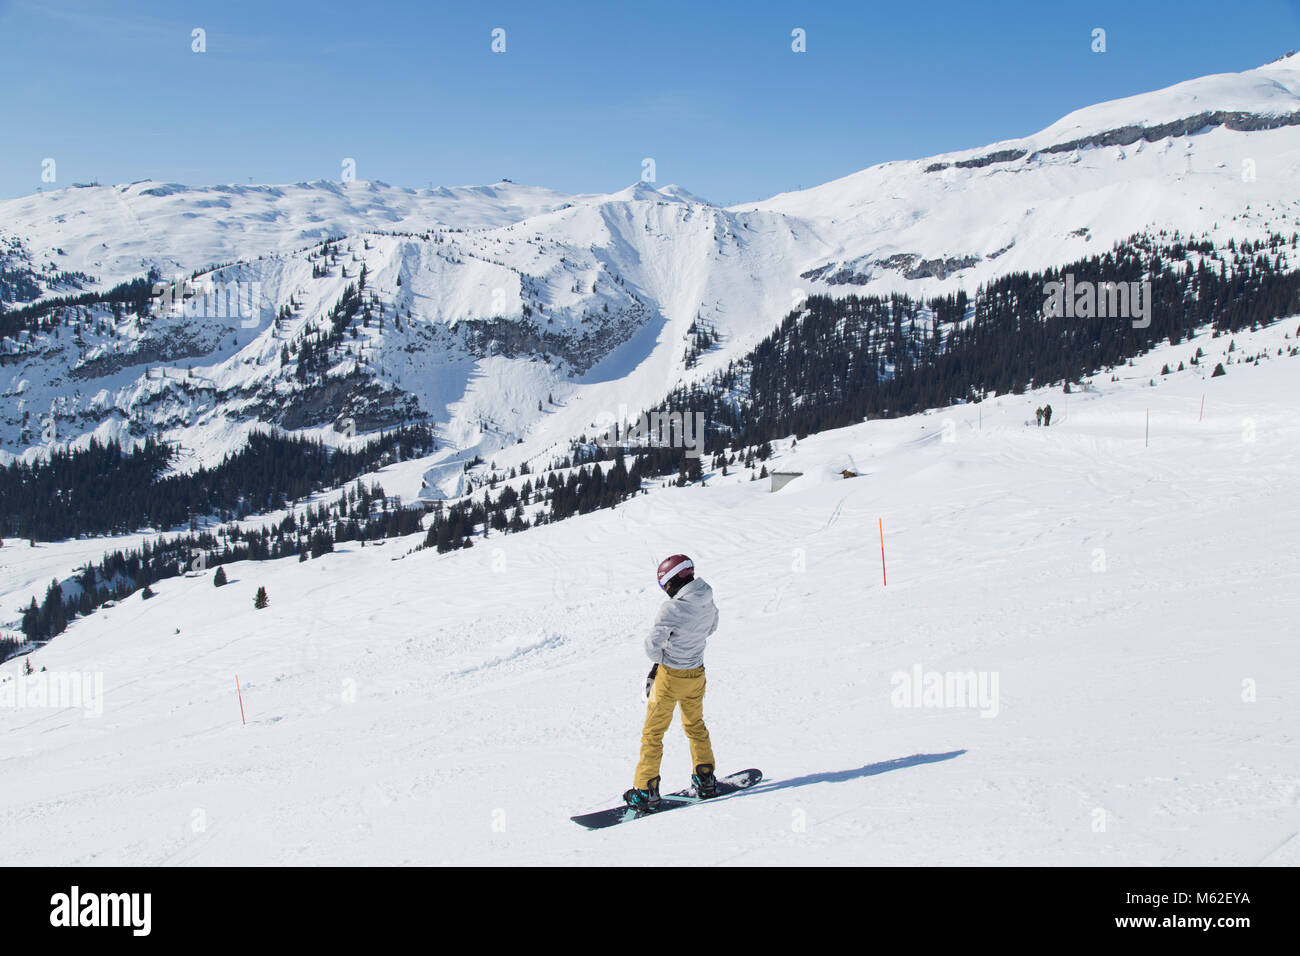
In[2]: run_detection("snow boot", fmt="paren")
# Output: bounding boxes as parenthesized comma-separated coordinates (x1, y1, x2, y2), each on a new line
(623, 776, 661, 811)
(692, 763, 718, 798)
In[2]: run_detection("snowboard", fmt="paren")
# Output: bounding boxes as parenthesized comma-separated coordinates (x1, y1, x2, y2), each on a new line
(570, 769, 763, 830)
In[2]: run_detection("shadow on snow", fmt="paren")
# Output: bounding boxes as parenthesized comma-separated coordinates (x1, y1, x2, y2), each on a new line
(748, 750, 967, 795)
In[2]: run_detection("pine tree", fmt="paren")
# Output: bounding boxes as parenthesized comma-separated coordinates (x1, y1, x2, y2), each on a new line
(254, 586, 269, 609)
(213, 566, 227, 587)
(21, 598, 39, 640)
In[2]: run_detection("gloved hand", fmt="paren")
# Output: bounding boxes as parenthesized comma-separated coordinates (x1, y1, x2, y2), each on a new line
(643, 663, 659, 700)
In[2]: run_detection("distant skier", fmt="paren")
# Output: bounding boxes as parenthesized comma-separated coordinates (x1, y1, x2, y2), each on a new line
(1035, 407, 1044, 426)
(1043, 404, 1053, 427)
(624, 554, 718, 810)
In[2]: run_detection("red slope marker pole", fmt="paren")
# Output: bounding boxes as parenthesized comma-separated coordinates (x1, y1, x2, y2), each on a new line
(236, 674, 246, 726)
(879, 518, 887, 587)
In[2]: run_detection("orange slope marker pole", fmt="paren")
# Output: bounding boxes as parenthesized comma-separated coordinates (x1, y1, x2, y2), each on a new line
(236, 674, 246, 726)
(879, 518, 887, 587)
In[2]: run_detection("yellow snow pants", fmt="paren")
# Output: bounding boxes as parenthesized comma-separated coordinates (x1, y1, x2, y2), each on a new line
(635, 664, 715, 789)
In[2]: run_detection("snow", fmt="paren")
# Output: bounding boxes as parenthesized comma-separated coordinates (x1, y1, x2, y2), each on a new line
(740, 54, 1300, 296)
(1035, 54, 1300, 146)
(2, 320, 1297, 864)
(0, 179, 581, 286)
(6, 57, 1300, 503)
(3, 55, 1300, 865)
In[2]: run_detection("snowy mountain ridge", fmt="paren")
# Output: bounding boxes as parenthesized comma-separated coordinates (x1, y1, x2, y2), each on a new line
(3, 55, 1300, 502)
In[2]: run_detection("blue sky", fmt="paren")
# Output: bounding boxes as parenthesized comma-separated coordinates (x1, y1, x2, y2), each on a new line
(2, 0, 1298, 204)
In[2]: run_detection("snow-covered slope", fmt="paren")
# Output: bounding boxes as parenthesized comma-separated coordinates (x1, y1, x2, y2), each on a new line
(0, 179, 585, 286)
(2, 319, 1297, 865)
(740, 52, 1300, 296)
(0, 187, 818, 503)
(4, 56, 1300, 492)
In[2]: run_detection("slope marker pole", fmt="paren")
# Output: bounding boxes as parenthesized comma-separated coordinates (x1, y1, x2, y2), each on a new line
(236, 674, 246, 726)
(879, 518, 887, 587)
(1199, 393, 1205, 422)
(1145, 408, 1150, 447)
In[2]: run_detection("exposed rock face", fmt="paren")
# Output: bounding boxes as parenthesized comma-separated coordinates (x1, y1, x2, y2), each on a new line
(925, 110, 1300, 174)
(802, 252, 982, 285)
(260, 377, 423, 432)
(69, 328, 225, 380)
(451, 304, 650, 374)
(926, 149, 1029, 172)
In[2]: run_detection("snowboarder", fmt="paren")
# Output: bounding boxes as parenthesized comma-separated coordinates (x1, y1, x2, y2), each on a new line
(1043, 404, 1053, 427)
(624, 554, 718, 810)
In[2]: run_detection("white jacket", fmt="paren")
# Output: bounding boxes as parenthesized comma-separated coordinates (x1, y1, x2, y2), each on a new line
(644, 577, 718, 669)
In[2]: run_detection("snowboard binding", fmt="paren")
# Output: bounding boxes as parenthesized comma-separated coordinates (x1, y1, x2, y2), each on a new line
(622, 776, 662, 812)
(692, 763, 718, 798)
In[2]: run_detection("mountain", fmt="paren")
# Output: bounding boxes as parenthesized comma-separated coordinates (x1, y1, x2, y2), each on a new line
(743, 53, 1300, 292)
(1, 54, 1299, 505)
(0, 178, 582, 287)
(3, 53, 1300, 868)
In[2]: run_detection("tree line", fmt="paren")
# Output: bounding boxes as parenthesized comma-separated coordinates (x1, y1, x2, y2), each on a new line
(642, 231, 1300, 449)
(0, 424, 436, 540)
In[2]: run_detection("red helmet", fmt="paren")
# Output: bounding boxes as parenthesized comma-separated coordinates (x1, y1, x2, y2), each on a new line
(656, 554, 695, 591)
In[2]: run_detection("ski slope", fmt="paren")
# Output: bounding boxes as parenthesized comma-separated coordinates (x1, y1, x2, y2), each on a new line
(2, 320, 1297, 865)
